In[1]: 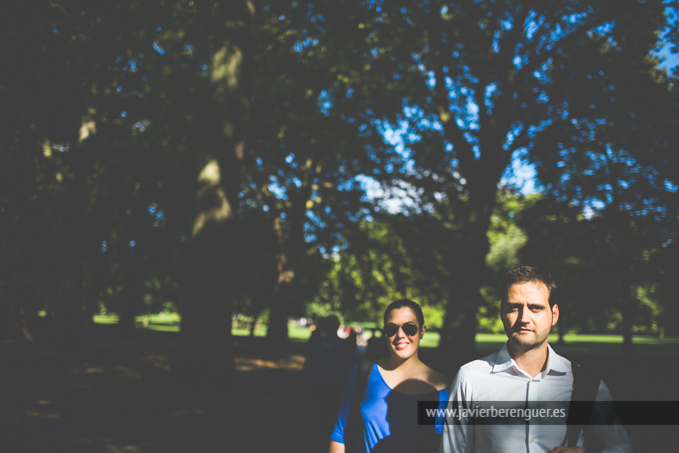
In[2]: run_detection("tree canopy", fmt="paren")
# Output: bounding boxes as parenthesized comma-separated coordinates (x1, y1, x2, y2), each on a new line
(0, 1, 677, 369)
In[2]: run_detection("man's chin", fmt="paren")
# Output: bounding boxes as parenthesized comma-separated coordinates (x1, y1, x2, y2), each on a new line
(508, 335, 541, 350)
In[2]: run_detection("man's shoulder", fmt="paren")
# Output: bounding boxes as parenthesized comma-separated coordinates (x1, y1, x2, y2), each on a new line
(547, 344, 573, 371)
(457, 351, 499, 378)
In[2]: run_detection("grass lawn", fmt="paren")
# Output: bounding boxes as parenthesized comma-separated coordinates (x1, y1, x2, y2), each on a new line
(233, 323, 679, 354)
(92, 313, 181, 332)
(94, 314, 679, 354)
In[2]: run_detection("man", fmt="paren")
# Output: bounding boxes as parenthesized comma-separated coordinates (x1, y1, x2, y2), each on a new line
(440, 266, 632, 453)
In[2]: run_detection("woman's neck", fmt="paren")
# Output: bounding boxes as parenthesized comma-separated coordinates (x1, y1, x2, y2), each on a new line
(387, 352, 421, 373)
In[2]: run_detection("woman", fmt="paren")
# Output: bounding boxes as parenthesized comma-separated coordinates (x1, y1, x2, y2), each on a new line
(329, 299, 450, 453)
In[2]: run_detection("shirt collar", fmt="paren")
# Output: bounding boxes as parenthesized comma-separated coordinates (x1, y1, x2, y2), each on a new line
(491, 342, 515, 374)
(492, 342, 570, 376)
(545, 343, 571, 373)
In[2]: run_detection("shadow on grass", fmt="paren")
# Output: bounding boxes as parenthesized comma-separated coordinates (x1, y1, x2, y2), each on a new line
(1, 327, 677, 452)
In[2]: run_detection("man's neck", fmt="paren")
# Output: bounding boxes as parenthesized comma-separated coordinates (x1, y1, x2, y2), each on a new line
(507, 342, 549, 378)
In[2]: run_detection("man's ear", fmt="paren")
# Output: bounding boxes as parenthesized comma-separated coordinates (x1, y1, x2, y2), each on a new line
(551, 304, 559, 326)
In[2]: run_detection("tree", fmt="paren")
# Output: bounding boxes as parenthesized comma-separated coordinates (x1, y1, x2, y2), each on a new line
(292, 0, 677, 360)
(0, 1, 258, 381)
(315, 216, 447, 327)
(151, 1, 257, 380)
(519, 196, 676, 349)
(243, 2, 384, 345)
(0, 1, 126, 341)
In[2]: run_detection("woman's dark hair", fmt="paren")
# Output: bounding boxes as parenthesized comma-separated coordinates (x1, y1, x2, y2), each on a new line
(383, 298, 425, 328)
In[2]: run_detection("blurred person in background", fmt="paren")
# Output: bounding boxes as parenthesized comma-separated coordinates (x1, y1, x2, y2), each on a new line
(303, 315, 358, 451)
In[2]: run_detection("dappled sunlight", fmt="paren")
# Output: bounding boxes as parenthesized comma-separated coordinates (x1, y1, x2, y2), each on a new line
(141, 354, 172, 371)
(23, 408, 59, 419)
(198, 159, 221, 184)
(103, 444, 143, 453)
(69, 364, 141, 378)
(23, 399, 58, 419)
(73, 438, 147, 452)
(78, 107, 97, 144)
(211, 44, 243, 92)
(235, 354, 305, 371)
(192, 158, 234, 237)
(70, 365, 104, 374)
(114, 365, 141, 379)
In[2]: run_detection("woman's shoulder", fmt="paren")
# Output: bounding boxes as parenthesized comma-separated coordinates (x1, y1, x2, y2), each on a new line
(420, 364, 450, 391)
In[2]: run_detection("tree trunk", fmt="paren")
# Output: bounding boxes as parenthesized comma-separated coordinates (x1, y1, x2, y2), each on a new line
(267, 288, 290, 349)
(249, 310, 259, 337)
(614, 213, 635, 355)
(438, 181, 496, 371)
(117, 256, 145, 335)
(621, 294, 635, 355)
(557, 319, 566, 345)
(266, 216, 293, 352)
(178, 2, 254, 390)
(266, 183, 312, 351)
(53, 91, 99, 345)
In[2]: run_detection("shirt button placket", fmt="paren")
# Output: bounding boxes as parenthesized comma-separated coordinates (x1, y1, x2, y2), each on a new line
(527, 379, 538, 453)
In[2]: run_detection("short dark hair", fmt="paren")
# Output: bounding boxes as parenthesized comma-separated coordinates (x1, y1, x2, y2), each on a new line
(383, 298, 425, 328)
(325, 315, 340, 332)
(501, 266, 557, 308)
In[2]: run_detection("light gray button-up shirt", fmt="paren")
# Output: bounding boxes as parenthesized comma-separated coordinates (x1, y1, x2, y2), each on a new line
(439, 343, 632, 453)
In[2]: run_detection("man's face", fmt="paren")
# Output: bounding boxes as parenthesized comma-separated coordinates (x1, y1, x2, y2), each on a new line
(501, 281, 559, 352)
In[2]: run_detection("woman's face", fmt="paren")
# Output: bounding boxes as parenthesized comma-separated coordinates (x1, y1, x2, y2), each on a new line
(384, 307, 425, 362)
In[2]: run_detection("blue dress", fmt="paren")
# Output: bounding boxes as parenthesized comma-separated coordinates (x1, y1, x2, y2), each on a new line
(331, 363, 449, 453)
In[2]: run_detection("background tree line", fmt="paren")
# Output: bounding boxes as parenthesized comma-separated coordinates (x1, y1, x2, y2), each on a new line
(1, 0, 678, 369)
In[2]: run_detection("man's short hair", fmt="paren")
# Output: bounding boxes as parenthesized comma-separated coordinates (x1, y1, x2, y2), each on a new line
(325, 315, 341, 333)
(501, 265, 557, 308)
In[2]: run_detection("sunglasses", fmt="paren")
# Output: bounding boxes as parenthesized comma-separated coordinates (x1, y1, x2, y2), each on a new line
(383, 322, 420, 337)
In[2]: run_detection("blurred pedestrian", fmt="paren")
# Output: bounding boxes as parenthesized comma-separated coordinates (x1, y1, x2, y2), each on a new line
(306, 316, 325, 353)
(303, 315, 358, 451)
(366, 328, 388, 362)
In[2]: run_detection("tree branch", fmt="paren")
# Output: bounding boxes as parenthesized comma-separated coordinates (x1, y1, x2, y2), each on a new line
(428, 1, 477, 177)
(517, 12, 599, 83)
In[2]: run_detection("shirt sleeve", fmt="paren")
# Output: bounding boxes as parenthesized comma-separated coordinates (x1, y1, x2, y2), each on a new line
(439, 368, 474, 453)
(435, 387, 451, 435)
(331, 364, 359, 444)
(577, 380, 633, 453)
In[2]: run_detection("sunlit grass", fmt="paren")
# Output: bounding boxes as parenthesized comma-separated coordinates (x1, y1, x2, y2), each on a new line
(93, 314, 119, 324)
(232, 324, 311, 339)
(420, 332, 440, 348)
(231, 327, 265, 337)
(145, 324, 180, 332)
(91, 314, 679, 353)
(92, 313, 180, 331)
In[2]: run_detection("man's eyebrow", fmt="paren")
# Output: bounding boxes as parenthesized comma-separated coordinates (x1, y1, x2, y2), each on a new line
(505, 301, 547, 307)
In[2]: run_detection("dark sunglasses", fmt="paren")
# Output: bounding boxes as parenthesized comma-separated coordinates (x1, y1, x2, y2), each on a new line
(384, 322, 419, 337)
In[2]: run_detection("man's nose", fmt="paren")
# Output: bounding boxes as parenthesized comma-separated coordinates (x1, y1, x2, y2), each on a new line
(519, 307, 531, 323)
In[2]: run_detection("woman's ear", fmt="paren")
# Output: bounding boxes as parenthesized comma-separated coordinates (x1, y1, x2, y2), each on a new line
(420, 324, 426, 338)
